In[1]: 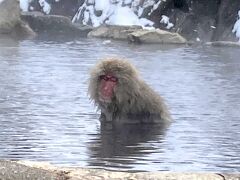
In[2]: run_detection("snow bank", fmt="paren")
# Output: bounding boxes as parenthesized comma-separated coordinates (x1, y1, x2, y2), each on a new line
(232, 10, 240, 42)
(72, 0, 162, 28)
(20, 0, 51, 14)
(95, 0, 109, 11)
(18, 0, 170, 29)
(106, 6, 141, 26)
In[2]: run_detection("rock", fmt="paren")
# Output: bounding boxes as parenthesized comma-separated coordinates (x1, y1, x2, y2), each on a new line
(3, 160, 239, 180)
(0, 0, 20, 34)
(88, 25, 142, 40)
(212, 1, 240, 41)
(21, 12, 93, 38)
(148, 0, 240, 42)
(128, 29, 187, 44)
(220, 174, 240, 180)
(0, 160, 65, 180)
(0, 0, 35, 38)
(29, 0, 82, 18)
(149, 0, 219, 42)
(206, 41, 240, 47)
(88, 25, 186, 44)
(22, 0, 240, 43)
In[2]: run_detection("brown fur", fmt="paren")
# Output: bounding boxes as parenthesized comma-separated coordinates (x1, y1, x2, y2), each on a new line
(88, 57, 171, 124)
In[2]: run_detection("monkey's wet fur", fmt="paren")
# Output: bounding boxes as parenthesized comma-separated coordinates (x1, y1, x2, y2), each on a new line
(88, 57, 172, 124)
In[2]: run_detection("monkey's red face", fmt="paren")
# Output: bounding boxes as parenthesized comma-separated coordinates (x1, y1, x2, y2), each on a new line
(99, 74, 118, 102)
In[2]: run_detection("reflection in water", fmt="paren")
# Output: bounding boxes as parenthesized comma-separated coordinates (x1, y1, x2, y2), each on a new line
(0, 37, 240, 172)
(88, 123, 168, 170)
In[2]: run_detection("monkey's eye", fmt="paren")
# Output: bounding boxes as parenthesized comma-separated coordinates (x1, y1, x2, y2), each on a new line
(99, 75, 108, 81)
(110, 77, 118, 82)
(99, 75, 118, 82)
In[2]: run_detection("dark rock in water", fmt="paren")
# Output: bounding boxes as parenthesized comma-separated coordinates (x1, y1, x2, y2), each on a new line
(0, 0, 35, 38)
(21, 12, 93, 38)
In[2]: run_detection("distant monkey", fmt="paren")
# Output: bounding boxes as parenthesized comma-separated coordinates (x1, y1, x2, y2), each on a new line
(88, 57, 171, 124)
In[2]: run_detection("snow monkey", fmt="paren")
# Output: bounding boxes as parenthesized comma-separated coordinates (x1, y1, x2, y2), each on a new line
(88, 57, 171, 124)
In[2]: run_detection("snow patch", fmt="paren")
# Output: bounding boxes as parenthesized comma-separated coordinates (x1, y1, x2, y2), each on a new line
(73, 0, 157, 28)
(20, 0, 51, 14)
(107, 6, 141, 26)
(160, 15, 174, 29)
(95, 0, 109, 11)
(29, 6, 34, 11)
(20, 0, 32, 11)
(102, 40, 111, 44)
(148, 0, 161, 15)
(39, 0, 51, 14)
(232, 10, 240, 42)
(138, 7, 143, 17)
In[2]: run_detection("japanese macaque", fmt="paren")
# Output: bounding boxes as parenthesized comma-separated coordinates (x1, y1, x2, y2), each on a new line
(88, 57, 171, 124)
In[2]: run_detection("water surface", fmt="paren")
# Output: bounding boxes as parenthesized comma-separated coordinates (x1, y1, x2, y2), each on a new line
(0, 37, 239, 172)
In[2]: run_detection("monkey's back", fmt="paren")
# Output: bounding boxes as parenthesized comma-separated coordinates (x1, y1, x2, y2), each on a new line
(123, 80, 171, 124)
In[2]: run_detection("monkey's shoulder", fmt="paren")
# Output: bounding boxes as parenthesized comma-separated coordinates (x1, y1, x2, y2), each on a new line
(128, 80, 171, 122)
(136, 81, 167, 108)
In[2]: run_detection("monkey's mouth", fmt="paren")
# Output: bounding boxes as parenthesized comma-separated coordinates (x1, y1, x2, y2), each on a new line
(98, 74, 117, 103)
(99, 96, 112, 103)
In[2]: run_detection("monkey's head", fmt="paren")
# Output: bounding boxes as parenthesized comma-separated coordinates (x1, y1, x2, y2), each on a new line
(88, 57, 141, 106)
